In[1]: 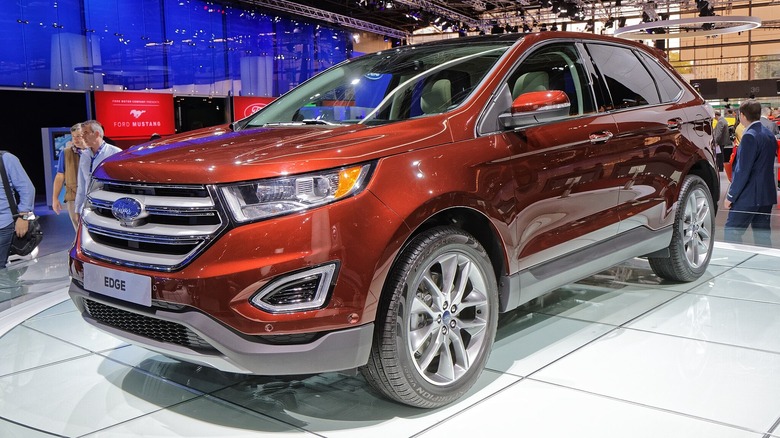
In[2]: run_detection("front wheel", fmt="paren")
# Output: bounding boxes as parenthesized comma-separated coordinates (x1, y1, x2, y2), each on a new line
(361, 227, 498, 408)
(649, 175, 715, 282)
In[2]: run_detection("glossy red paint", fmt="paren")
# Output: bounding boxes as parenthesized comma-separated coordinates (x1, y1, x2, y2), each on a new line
(68, 32, 719, 392)
(70, 189, 407, 335)
(94, 116, 454, 184)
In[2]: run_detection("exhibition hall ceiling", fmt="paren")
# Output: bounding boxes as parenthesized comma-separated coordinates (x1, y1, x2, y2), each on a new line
(248, 0, 771, 35)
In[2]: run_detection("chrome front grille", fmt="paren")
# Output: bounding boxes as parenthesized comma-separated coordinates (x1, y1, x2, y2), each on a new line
(83, 299, 216, 351)
(81, 180, 226, 271)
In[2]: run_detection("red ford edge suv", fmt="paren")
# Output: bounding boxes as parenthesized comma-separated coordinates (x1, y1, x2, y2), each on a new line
(69, 31, 719, 408)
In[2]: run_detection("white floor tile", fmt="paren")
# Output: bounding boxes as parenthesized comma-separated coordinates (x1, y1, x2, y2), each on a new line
(0, 260, 69, 312)
(0, 354, 201, 436)
(488, 312, 614, 376)
(0, 289, 70, 337)
(25, 298, 78, 321)
(22, 307, 127, 352)
(709, 247, 758, 267)
(628, 293, 780, 353)
(528, 282, 681, 326)
(212, 370, 520, 438)
(684, 267, 780, 306)
(100, 345, 250, 393)
(82, 395, 315, 437)
(532, 328, 780, 432)
(417, 379, 764, 438)
(6, 253, 71, 294)
(738, 254, 780, 271)
(0, 325, 89, 376)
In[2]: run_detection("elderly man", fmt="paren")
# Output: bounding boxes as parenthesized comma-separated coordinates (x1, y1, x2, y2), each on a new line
(74, 120, 122, 217)
(51, 123, 88, 230)
(760, 106, 779, 137)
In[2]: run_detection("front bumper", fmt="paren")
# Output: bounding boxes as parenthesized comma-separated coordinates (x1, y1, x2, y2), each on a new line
(69, 280, 374, 375)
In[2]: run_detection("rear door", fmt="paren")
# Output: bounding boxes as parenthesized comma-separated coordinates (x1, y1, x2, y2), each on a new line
(583, 42, 686, 233)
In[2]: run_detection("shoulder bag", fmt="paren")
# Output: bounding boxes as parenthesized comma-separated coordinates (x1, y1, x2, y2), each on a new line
(0, 151, 43, 256)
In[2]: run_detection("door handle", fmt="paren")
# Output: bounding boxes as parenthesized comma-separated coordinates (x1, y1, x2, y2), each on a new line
(667, 118, 682, 130)
(589, 130, 613, 144)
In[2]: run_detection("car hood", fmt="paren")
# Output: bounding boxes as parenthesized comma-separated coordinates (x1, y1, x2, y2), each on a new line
(95, 119, 452, 184)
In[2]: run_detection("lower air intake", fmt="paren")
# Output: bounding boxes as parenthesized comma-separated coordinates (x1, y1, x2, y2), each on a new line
(83, 299, 216, 352)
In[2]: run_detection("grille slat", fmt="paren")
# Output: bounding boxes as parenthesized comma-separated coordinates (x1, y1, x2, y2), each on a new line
(83, 299, 215, 351)
(81, 180, 226, 271)
(101, 182, 210, 197)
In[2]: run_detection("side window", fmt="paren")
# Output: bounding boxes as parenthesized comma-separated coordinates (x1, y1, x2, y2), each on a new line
(637, 52, 683, 103)
(586, 44, 661, 109)
(506, 43, 596, 116)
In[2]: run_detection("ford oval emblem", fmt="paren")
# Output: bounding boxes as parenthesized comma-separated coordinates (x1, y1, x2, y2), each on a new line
(112, 197, 143, 225)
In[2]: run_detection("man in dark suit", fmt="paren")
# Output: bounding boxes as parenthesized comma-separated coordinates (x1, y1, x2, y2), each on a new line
(724, 100, 778, 246)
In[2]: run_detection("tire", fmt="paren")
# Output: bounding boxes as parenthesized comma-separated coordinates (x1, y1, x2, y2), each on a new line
(361, 226, 498, 408)
(649, 175, 715, 282)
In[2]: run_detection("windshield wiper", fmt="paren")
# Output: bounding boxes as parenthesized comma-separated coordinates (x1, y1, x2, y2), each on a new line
(301, 119, 338, 125)
(259, 119, 342, 127)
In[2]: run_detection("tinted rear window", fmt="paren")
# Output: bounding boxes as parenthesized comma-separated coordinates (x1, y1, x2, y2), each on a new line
(637, 51, 683, 103)
(586, 44, 661, 109)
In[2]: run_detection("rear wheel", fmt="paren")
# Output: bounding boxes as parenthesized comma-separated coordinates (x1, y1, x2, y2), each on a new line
(649, 175, 715, 282)
(361, 227, 498, 408)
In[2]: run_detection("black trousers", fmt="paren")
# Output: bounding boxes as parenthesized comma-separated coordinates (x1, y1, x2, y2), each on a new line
(724, 205, 773, 247)
(715, 146, 725, 171)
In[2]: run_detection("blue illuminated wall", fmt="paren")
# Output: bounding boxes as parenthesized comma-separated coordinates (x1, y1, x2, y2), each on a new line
(0, 0, 350, 96)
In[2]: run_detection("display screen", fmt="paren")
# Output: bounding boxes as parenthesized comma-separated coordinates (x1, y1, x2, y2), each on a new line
(52, 132, 73, 161)
(94, 91, 175, 139)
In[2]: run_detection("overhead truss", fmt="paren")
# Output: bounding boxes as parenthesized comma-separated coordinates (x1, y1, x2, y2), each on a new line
(239, 0, 777, 38)
(239, 0, 410, 39)
(392, 0, 484, 28)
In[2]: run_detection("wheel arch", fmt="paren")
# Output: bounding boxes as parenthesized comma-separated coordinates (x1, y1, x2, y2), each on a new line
(400, 206, 508, 294)
(686, 159, 720, 215)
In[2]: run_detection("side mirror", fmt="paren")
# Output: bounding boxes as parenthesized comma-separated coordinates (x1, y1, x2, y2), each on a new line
(499, 90, 571, 129)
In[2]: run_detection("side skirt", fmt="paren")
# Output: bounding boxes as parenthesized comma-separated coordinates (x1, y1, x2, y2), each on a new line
(498, 226, 673, 313)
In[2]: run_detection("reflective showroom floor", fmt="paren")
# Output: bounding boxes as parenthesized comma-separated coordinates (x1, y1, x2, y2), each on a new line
(2, 174, 780, 438)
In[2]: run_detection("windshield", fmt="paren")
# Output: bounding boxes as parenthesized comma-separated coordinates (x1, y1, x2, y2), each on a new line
(243, 41, 513, 128)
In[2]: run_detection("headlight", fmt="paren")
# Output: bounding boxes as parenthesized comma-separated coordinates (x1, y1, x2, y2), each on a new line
(220, 163, 373, 222)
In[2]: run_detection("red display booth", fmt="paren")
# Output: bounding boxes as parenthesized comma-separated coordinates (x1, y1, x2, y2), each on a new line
(94, 91, 175, 147)
(233, 96, 275, 120)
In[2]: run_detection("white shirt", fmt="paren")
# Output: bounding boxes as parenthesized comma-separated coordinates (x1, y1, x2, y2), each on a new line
(75, 142, 123, 214)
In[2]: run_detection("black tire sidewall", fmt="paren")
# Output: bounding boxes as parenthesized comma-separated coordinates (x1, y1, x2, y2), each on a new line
(387, 228, 498, 405)
(671, 175, 715, 279)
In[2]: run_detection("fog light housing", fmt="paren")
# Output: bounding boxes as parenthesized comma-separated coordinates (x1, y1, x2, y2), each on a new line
(251, 263, 337, 313)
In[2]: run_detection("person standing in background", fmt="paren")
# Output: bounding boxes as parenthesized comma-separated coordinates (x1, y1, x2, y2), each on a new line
(51, 123, 87, 230)
(724, 100, 778, 247)
(734, 119, 745, 145)
(74, 120, 122, 216)
(0, 152, 35, 268)
(712, 110, 730, 171)
(726, 113, 746, 182)
(760, 106, 779, 137)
